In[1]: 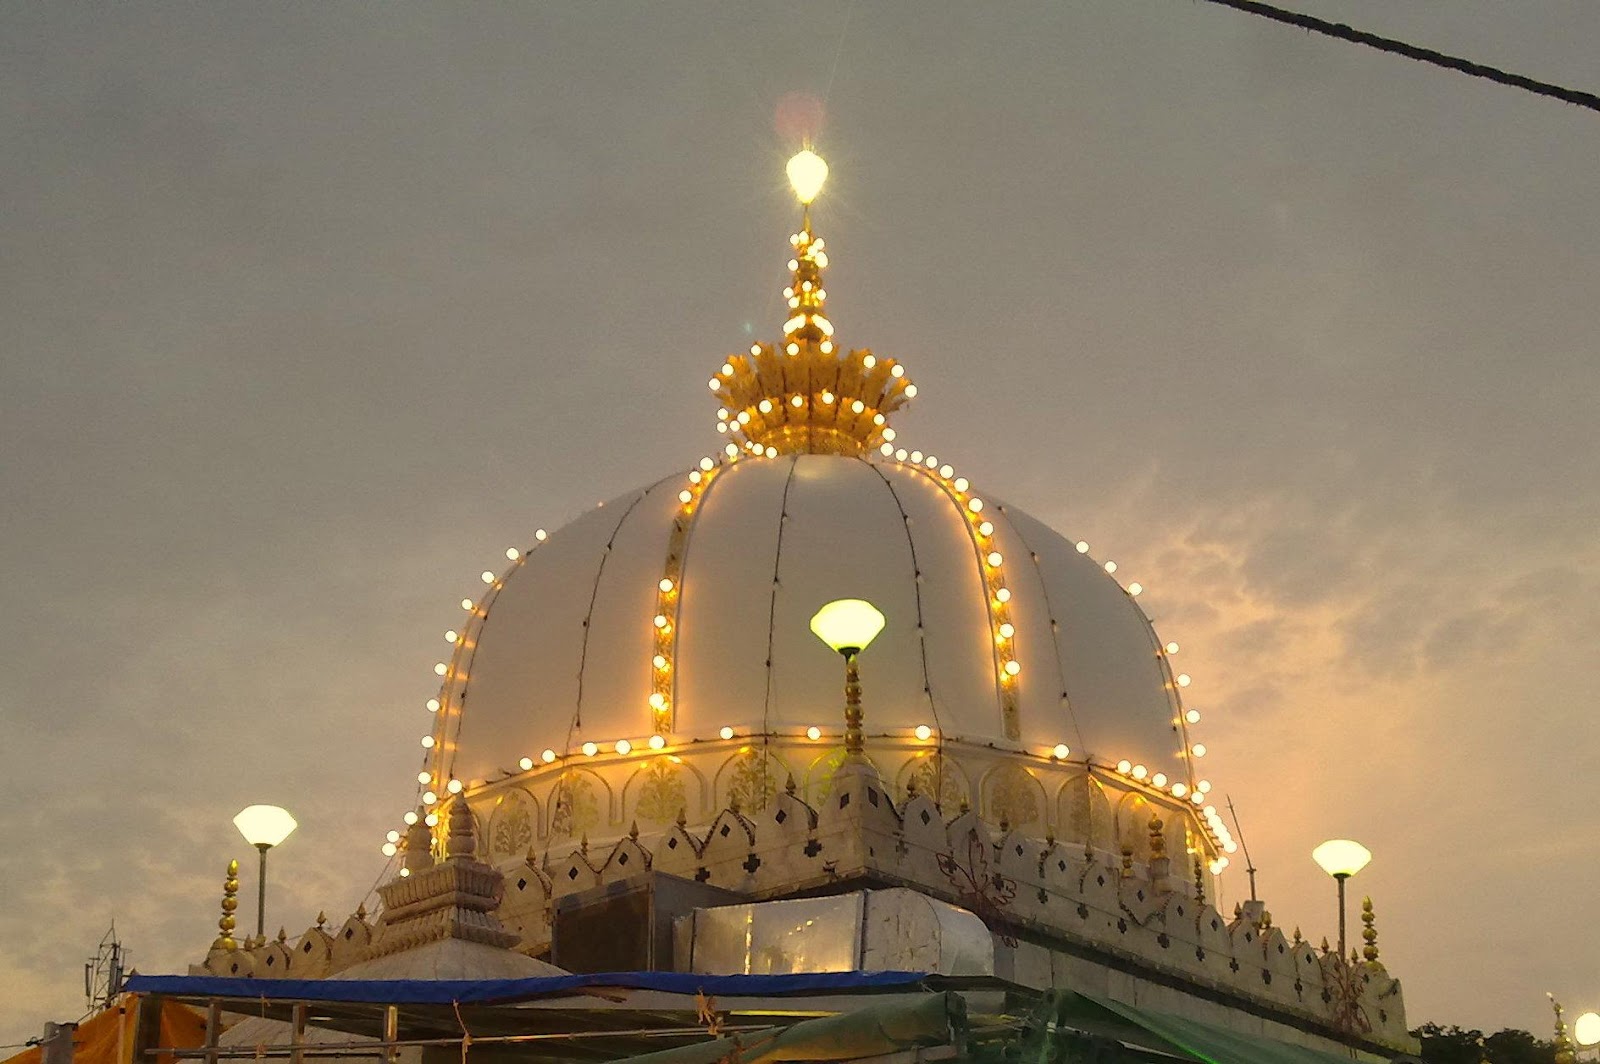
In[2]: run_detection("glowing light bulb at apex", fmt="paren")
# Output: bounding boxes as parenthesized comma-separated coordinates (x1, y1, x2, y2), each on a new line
(820, 341, 835, 354)
(426, 698, 440, 712)
(1177, 674, 1192, 687)
(649, 734, 666, 750)
(403, 811, 418, 825)
(915, 724, 933, 741)
(851, 400, 865, 414)
(615, 739, 632, 754)
(1116, 760, 1132, 774)
(481, 571, 495, 584)
(446, 778, 463, 794)
(541, 749, 557, 763)
(891, 364, 905, 378)
(581, 742, 598, 757)
(785, 148, 829, 204)
(519, 756, 534, 771)
(1192, 744, 1207, 757)
(863, 355, 877, 369)
(719, 726, 735, 740)
(1151, 772, 1167, 788)
(1186, 709, 1201, 724)
(786, 342, 799, 355)
(806, 726, 822, 740)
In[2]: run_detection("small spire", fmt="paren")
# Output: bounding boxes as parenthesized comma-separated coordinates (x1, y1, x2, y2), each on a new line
(276, 927, 287, 944)
(445, 797, 476, 862)
(628, 820, 640, 841)
(211, 859, 239, 950)
(403, 814, 435, 875)
(785, 774, 797, 796)
(316, 911, 327, 929)
(676, 807, 688, 827)
(355, 901, 368, 920)
(1148, 815, 1166, 859)
(1361, 895, 1380, 963)
(1550, 993, 1576, 1064)
(1292, 926, 1303, 945)
(1319, 936, 1330, 954)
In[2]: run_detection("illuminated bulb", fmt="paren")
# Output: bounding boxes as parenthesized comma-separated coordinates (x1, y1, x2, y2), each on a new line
(791, 394, 804, 408)
(542, 749, 557, 763)
(423, 790, 437, 803)
(895, 449, 908, 461)
(1185, 709, 1201, 724)
(1203, 805, 1216, 817)
(954, 477, 969, 492)
(737, 410, 750, 424)
(700, 457, 715, 471)
(1117, 760, 1132, 774)
(891, 364, 905, 378)
(925, 456, 938, 469)
(398, 867, 410, 878)
(424, 813, 438, 827)
(1132, 765, 1147, 780)
(1152, 772, 1167, 788)
(446, 778, 463, 794)
(881, 443, 894, 456)
(1003, 660, 1021, 676)
(461, 598, 474, 610)
(874, 413, 886, 426)
(519, 756, 534, 771)
(659, 577, 675, 593)
(444, 630, 457, 643)
(987, 551, 1003, 566)
(582, 742, 598, 757)
(716, 422, 728, 433)
(1176, 674, 1191, 687)
(481, 571, 495, 584)
(1166, 642, 1180, 654)
(417, 771, 430, 783)
(615, 739, 632, 755)
(968, 498, 984, 512)
(709, 378, 721, 391)
(1053, 743, 1070, 759)
(725, 443, 738, 457)
(689, 470, 702, 484)
(995, 587, 1011, 603)
(1076, 541, 1089, 553)
(1192, 744, 1207, 757)
(434, 663, 447, 676)
(820, 341, 834, 354)
(806, 726, 822, 740)
(1224, 841, 1238, 854)
(421, 736, 435, 748)
(1171, 783, 1188, 798)
(759, 399, 773, 414)
(910, 450, 923, 463)
(785, 148, 829, 204)
(915, 724, 933, 741)
(1103, 561, 1117, 574)
(505, 547, 520, 560)
(998, 622, 1014, 638)
(939, 464, 953, 478)
(904, 384, 918, 397)
(1128, 583, 1143, 596)
(863, 355, 877, 369)
(653, 654, 669, 670)
(654, 614, 669, 628)
(978, 520, 993, 536)
(851, 400, 865, 414)
(882, 428, 896, 441)
(382, 842, 397, 857)
(786, 342, 799, 355)
(648, 692, 666, 710)
(1198, 780, 1211, 793)
(403, 811, 418, 825)
(765, 446, 777, 458)
(1191, 793, 1205, 805)
(426, 699, 440, 712)
(719, 726, 735, 740)
(649, 734, 665, 750)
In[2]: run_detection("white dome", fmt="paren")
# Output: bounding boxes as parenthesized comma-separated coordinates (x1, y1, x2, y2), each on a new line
(431, 454, 1196, 789)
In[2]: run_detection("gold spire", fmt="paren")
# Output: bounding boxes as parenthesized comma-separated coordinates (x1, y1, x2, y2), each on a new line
(709, 149, 916, 457)
(211, 859, 239, 950)
(1360, 895, 1380, 964)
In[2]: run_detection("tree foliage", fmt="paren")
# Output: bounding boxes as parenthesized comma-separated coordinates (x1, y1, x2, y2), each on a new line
(1410, 1023, 1559, 1064)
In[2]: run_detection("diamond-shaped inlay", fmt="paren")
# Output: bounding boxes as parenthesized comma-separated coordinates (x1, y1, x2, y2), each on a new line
(920, 809, 932, 825)
(567, 867, 579, 880)
(719, 824, 732, 838)
(840, 793, 851, 809)
(1096, 874, 1106, 887)
(618, 852, 630, 865)
(868, 788, 879, 807)
(517, 878, 527, 891)
(775, 809, 788, 824)
(668, 838, 679, 849)
(1057, 859, 1067, 872)
(1117, 918, 1128, 933)
(1157, 933, 1170, 948)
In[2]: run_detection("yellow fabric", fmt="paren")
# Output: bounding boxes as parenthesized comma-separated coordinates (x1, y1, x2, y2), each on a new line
(1, 998, 206, 1064)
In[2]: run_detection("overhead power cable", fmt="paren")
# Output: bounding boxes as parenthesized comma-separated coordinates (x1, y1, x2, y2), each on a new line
(1195, 0, 1600, 113)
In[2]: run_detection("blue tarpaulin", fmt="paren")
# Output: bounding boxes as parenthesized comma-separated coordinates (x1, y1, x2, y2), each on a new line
(123, 970, 928, 1005)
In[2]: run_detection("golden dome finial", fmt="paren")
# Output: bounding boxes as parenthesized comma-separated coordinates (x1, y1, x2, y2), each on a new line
(1551, 993, 1576, 1064)
(211, 858, 239, 950)
(706, 148, 916, 458)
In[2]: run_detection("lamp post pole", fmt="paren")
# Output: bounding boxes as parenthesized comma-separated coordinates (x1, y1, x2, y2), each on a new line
(843, 651, 863, 754)
(1334, 872, 1350, 961)
(255, 843, 271, 940)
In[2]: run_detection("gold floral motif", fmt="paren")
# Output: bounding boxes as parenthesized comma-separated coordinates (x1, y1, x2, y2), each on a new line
(987, 764, 1041, 828)
(634, 760, 687, 824)
(1060, 775, 1113, 851)
(726, 750, 779, 813)
(550, 773, 599, 838)
(904, 754, 967, 810)
(489, 797, 534, 857)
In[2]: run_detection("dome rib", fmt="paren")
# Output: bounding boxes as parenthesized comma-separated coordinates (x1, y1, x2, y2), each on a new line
(898, 462, 1014, 740)
(571, 486, 660, 742)
(993, 502, 1087, 756)
(863, 460, 941, 732)
(657, 460, 737, 735)
(757, 457, 803, 735)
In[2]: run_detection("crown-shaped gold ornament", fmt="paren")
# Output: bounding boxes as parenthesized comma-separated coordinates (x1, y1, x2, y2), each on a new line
(709, 149, 917, 457)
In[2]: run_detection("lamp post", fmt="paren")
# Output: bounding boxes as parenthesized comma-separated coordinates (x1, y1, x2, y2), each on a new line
(233, 805, 297, 940)
(809, 599, 886, 754)
(1311, 838, 1371, 962)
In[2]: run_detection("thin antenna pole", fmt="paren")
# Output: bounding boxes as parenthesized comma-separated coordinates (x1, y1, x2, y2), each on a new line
(1226, 796, 1259, 901)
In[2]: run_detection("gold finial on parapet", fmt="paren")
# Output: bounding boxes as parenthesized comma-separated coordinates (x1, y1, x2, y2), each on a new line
(1361, 895, 1380, 963)
(1120, 842, 1135, 878)
(1550, 993, 1576, 1064)
(316, 911, 327, 929)
(211, 859, 240, 950)
(1148, 815, 1166, 859)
